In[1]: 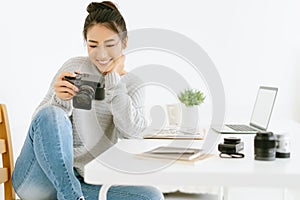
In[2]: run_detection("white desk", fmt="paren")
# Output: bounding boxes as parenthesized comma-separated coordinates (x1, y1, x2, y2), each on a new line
(84, 121, 300, 199)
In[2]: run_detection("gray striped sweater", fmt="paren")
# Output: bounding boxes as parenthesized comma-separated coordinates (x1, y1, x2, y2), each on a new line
(34, 56, 147, 177)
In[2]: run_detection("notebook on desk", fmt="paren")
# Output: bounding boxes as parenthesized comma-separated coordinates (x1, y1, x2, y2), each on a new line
(212, 86, 278, 134)
(143, 128, 204, 140)
(138, 146, 204, 161)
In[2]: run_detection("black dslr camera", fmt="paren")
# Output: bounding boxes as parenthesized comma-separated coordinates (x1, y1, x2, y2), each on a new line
(218, 137, 244, 154)
(64, 73, 105, 110)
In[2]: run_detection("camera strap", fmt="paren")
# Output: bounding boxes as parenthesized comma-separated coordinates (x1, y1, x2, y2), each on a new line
(219, 152, 245, 159)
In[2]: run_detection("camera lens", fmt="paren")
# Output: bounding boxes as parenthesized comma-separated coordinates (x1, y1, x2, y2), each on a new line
(73, 85, 95, 110)
(275, 134, 291, 158)
(254, 132, 276, 161)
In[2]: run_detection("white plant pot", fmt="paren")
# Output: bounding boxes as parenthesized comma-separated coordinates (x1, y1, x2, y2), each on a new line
(180, 104, 200, 133)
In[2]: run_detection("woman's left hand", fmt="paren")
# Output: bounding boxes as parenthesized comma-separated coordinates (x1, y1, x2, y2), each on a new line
(103, 54, 127, 76)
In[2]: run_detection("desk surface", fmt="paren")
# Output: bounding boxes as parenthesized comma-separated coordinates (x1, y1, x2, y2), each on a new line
(84, 121, 300, 188)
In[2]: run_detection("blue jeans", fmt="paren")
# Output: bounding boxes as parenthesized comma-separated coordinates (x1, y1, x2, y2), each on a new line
(12, 105, 164, 200)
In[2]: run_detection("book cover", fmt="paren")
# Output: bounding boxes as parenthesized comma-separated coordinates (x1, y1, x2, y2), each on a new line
(138, 146, 204, 161)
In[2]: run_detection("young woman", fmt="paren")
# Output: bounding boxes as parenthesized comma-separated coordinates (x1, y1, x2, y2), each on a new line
(12, 1, 164, 200)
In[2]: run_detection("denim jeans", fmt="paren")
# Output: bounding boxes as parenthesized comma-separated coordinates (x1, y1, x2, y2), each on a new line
(12, 105, 164, 200)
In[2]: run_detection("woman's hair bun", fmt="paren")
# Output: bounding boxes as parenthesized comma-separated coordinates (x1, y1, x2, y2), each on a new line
(87, 1, 118, 13)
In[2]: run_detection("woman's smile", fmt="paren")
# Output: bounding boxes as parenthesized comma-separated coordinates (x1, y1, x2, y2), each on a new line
(97, 58, 113, 67)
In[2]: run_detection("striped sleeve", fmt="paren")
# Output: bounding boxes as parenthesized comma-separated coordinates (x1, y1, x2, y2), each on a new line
(105, 71, 148, 138)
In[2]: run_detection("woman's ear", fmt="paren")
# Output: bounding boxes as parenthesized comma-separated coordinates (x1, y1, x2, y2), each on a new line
(122, 36, 128, 49)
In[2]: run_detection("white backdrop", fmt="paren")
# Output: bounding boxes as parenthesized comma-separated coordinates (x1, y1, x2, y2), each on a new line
(1, 0, 300, 166)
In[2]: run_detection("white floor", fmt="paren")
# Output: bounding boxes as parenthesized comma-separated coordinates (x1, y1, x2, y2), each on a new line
(164, 192, 218, 200)
(163, 188, 300, 200)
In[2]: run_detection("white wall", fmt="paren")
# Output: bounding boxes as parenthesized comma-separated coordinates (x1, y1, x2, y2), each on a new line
(1, 0, 300, 170)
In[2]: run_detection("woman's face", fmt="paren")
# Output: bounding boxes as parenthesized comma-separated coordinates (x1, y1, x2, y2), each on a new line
(86, 24, 124, 73)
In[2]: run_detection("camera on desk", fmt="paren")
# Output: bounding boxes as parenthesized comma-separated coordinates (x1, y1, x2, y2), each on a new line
(64, 73, 105, 110)
(218, 137, 244, 154)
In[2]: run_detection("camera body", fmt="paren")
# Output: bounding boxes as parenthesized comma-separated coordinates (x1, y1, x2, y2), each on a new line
(64, 73, 105, 110)
(218, 137, 244, 154)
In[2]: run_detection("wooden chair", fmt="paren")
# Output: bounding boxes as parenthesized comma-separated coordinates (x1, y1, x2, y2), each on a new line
(0, 104, 16, 199)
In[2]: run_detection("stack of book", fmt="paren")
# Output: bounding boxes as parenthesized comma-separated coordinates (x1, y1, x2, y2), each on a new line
(138, 146, 208, 161)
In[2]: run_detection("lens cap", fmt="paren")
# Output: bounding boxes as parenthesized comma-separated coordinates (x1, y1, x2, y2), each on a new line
(224, 137, 241, 144)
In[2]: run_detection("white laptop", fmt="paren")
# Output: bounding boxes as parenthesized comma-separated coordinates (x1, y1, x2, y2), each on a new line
(213, 86, 278, 134)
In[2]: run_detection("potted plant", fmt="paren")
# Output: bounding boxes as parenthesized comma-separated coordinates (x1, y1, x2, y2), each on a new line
(178, 89, 205, 132)
(178, 89, 205, 107)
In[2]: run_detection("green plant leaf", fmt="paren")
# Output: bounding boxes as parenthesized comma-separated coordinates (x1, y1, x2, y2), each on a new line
(178, 89, 205, 107)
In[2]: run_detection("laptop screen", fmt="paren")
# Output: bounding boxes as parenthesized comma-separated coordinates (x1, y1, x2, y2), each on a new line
(249, 86, 278, 130)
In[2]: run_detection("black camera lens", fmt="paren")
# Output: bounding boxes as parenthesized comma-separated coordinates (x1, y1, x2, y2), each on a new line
(73, 85, 95, 110)
(254, 132, 276, 161)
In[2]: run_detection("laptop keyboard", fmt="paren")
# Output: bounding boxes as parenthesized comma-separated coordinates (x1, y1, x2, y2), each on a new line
(226, 124, 257, 132)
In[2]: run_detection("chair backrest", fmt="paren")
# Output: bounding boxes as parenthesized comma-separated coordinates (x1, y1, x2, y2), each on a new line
(0, 104, 16, 199)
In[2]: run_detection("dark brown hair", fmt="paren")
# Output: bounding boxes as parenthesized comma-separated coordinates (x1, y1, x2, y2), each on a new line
(83, 1, 127, 44)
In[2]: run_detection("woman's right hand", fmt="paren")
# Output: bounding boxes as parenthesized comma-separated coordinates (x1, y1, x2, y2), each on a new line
(54, 72, 79, 100)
